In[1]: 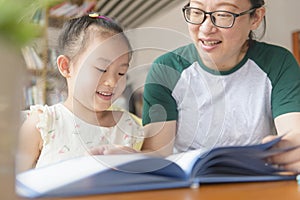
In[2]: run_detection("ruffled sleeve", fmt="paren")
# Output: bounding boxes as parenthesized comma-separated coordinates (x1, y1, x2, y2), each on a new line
(27, 105, 55, 146)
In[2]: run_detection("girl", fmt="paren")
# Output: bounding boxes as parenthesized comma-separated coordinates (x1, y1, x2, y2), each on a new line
(17, 13, 144, 173)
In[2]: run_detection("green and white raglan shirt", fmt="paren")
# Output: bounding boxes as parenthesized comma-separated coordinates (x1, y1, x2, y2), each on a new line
(142, 41, 300, 153)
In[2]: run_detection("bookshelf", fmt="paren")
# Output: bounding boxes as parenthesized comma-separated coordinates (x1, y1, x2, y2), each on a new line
(22, 8, 48, 108)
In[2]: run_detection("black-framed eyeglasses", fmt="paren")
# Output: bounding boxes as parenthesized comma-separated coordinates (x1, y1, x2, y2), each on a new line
(182, 5, 260, 28)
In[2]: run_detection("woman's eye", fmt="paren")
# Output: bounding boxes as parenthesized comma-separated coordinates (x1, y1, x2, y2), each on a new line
(216, 13, 232, 18)
(118, 73, 126, 76)
(191, 10, 202, 16)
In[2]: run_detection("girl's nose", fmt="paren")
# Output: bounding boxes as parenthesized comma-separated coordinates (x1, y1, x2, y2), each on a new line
(102, 73, 118, 88)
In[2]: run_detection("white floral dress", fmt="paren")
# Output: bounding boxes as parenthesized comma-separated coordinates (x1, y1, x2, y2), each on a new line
(26, 104, 144, 168)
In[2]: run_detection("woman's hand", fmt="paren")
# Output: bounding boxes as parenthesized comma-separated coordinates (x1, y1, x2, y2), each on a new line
(262, 132, 300, 173)
(89, 145, 139, 155)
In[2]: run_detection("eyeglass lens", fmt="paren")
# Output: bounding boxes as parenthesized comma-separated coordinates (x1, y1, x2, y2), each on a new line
(184, 8, 235, 28)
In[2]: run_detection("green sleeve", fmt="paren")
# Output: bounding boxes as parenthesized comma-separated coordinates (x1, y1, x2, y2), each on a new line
(271, 50, 300, 118)
(142, 54, 182, 126)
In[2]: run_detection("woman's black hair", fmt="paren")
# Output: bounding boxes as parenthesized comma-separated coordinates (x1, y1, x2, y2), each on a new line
(249, 0, 266, 41)
(58, 14, 132, 60)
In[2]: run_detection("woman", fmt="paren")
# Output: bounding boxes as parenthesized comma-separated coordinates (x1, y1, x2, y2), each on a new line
(142, 0, 300, 172)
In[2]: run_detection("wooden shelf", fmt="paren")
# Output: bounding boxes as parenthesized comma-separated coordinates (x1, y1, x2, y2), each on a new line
(292, 30, 300, 65)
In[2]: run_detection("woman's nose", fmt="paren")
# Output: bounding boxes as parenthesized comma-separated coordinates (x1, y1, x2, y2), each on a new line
(199, 15, 217, 33)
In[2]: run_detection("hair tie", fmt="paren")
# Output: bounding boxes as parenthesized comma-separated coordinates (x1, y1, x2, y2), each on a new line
(88, 13, 111, 21)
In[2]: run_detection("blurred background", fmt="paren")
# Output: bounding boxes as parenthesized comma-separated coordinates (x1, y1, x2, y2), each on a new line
(22, 0, 300, 119)
(0, 0, 299, 198)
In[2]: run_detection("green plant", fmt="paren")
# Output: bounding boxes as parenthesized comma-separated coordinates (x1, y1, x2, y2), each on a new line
(0, 0, 62, 46)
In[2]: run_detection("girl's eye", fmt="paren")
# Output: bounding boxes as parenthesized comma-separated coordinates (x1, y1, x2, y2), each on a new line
(118, 73, 126, 76)
(96, 68, 107, 73)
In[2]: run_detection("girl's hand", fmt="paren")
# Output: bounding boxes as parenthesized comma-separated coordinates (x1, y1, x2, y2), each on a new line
(262, 133, 300, 173)
(89, 145, 138, 155)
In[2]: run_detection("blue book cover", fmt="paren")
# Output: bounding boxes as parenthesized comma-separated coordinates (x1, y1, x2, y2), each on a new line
(16, 136, 297, 198)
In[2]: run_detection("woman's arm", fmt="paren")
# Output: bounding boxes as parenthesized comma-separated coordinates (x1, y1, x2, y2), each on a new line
(263, 112, 300, 172)
(141, 120, 177, 157)
(16, 112, 43, 173)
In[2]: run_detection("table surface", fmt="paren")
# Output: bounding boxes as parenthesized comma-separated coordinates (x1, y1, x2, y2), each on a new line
(13, 180, 300, 200)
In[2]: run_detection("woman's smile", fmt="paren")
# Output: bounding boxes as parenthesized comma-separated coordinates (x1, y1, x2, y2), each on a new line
(199, 38, 222, 51)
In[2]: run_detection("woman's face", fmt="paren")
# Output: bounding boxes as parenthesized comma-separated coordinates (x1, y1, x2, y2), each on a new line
(187, 0, 264, 70)
(70, 33, 130, 112)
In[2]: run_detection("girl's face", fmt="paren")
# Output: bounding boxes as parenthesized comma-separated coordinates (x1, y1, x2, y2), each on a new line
(187, 0, 264, 70)
(70, 33, 130, 112)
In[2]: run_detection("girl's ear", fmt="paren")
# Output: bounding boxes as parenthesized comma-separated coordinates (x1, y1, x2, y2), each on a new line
(57, 55, 71, 78)
(250, 7, 266, 30)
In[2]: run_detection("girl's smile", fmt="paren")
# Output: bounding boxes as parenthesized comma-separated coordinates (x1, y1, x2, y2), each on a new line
(96, 90, 114, 101)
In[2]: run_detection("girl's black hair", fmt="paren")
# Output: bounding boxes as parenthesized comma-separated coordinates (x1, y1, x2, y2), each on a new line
(58, 14, 132, 60)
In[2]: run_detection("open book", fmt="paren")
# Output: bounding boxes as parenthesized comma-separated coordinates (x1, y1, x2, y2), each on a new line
(16, 137, 297, 198)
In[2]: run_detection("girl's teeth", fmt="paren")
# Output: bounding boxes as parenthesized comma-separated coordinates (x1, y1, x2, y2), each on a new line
(97, 91, 112, 96)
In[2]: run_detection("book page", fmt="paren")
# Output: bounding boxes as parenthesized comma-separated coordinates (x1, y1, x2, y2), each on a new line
(16, 154, 148, 195)
(166, 149, 205, 175)
(16, 153, 190, 198)
(165, 136, 288, 178)
(189, 136, 295, 178)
